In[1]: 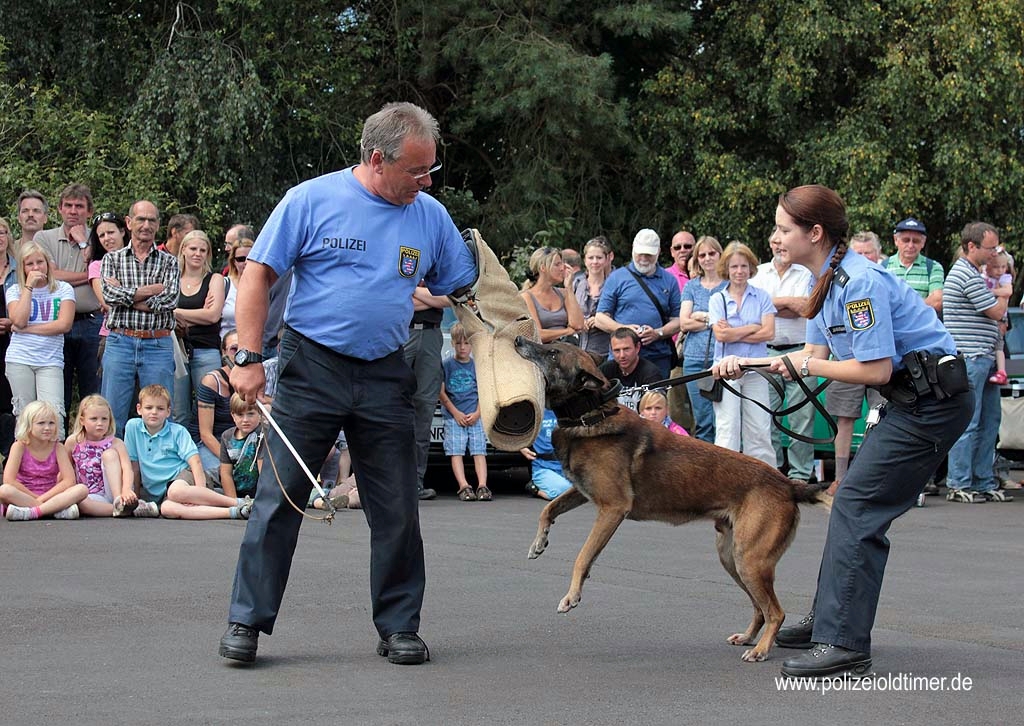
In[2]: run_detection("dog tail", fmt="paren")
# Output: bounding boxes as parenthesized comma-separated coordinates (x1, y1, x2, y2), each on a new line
(791, 479, 833, 513)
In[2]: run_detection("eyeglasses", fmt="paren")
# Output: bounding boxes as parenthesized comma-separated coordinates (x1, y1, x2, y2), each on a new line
(697, 251, 719, 258)
(672, 244, 693, 251)
(92, 212, 122, 227)
(980, 244, 999, 251)
(410, 162, 442, 181)
(233, 256, 249, 263)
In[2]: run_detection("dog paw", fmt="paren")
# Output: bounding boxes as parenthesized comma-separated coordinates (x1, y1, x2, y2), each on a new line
(527, 537, 548, 559)
(556, 592, 580, 613)
(727, 633, 754, 646)
(741, 648, 768, 663)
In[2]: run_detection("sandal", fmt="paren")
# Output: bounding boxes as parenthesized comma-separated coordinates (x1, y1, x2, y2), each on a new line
(476, 486, 492, 501)
(458, 487, 477, 501)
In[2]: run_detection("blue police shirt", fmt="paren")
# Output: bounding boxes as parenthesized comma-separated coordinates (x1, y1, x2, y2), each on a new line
(807, 248, 955, 370)
(251, 168, 476, 360)
(596, 262, 681, 358)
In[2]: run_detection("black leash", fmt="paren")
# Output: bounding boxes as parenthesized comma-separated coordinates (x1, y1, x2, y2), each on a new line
(627, 358, 837, 445)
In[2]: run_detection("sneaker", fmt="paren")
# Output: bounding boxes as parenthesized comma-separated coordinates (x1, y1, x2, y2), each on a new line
(112, 496, 139, 518)
(923, 480, 940, 496)
(915, 492, 926, 508)
(5, 505, 36, 521)
(133, 501, 161, 517)
(947, 489, 984, 504)
(988, 370, 1008, 385)
(980, 489, 1013, 502)
(219, 622, 259, 663)
(417, 487, 437, 501)
(54, 504, 80, 520)
(238, 499, 254, 519)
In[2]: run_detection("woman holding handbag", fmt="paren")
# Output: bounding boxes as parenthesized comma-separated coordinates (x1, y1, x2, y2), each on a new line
(678, 236, 726, 442)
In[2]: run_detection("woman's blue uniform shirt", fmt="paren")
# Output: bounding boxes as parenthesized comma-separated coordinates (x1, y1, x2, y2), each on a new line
(250, 167, 476, 360)
(806, 248, 956, 370)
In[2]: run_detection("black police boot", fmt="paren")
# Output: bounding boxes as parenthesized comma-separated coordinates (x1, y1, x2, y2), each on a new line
(775, 611, 814, 649)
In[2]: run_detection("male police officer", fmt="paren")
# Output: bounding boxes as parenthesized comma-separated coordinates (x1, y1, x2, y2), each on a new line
(219, 102, 476, 666)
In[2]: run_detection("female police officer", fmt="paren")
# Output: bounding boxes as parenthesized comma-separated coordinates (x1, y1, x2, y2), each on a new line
(714, 185, 973, 678)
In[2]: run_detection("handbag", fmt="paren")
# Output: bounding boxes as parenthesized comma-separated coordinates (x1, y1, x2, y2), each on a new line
(627, 270, 679, 368)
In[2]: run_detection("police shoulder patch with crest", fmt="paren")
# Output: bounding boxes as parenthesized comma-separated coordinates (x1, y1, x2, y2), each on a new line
(398, 246, 420, 278)
(845, 299, 875, 330)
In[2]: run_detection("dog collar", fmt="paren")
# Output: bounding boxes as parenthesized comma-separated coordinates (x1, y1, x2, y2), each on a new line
(554, 380, 623, 427)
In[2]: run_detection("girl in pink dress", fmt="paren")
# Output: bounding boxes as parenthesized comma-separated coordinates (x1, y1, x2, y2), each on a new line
(1, 400, 84, 520)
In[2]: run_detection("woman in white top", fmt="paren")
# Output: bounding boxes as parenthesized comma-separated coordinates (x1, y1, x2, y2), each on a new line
(5, 242, 75, 436)
(221, 236, 253, 338)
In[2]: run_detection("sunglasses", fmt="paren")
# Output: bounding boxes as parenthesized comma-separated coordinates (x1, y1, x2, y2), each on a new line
(672, 244, 693, 251)
(233, 256, 249, 263)
(91, 211, 122, 227)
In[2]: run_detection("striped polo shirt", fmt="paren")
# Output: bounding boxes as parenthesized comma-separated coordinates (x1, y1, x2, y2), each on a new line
(885, 254, 944, 298)
(942, 257, 999, 358)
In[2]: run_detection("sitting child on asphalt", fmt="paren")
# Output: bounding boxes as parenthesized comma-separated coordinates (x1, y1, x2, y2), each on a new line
(2, 401, 85, 521)
(65, 394, 157, 517)
(439, 322, 491, 501)
(638, 389, 689, 436)
(218, 394, 264, 501)
(125, 385, 251, 521)
(521, 408, 573, 501)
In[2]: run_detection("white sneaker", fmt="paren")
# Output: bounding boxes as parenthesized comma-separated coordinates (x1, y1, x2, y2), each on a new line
(132, 501, 160, 518)
(5, 505, 35, 521)
(112, 496, 139, 518)
(54, 504, 80, 520)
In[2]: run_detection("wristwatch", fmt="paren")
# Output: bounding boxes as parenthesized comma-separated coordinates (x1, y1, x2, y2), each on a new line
(799, 356, 812, 377)
(234, 348, 266, 367)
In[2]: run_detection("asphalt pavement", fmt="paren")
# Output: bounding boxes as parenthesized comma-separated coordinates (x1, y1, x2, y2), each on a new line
(2, 484, 1021, 726)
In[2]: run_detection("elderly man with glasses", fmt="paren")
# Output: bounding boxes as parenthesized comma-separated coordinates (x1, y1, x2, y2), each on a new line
(885, 217, 944, 314)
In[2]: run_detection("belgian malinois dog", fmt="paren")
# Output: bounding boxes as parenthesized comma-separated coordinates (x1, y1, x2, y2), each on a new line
(513, 337, 829, 662)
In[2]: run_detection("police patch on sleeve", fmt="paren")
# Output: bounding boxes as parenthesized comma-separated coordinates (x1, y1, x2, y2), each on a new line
(398, 246, 420, 278)
(845, 299, 875, 330)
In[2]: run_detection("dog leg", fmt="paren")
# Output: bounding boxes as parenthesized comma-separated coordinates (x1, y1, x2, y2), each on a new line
(732, 514, 792, 663)
(715, 521, 765, 648)
(528, 488, 587, 559)
(558, 506, 628, 613)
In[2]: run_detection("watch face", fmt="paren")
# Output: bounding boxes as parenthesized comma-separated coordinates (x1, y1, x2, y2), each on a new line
(234, 350, 248, 366)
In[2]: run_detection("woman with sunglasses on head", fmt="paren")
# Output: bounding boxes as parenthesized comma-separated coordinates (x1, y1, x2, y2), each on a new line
(713, 184, 973, 679)
(677, 236, 727, 442)
(572, 236, 615, 356)
(221, 236, 254, 339)
(520, 247, 584, 344)
(87, 212, 129, 377)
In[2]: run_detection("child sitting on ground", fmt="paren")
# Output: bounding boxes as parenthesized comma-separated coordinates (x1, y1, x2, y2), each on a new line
(521, 408, 573, 501)
(2, 401, 85, 521)
(984, 250, 1013, 385)
(65, 394, 158, 517)
(125, 384, 251, 521)
(439, 322, 491, 501)
(218, 394, 264, 501)
(638, 389, 690, 436)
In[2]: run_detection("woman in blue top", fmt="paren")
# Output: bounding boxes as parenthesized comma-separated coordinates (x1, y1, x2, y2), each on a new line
(678, 236, 727, 442)
(714, 185, 973, 679)
(708, 241, 776, 466)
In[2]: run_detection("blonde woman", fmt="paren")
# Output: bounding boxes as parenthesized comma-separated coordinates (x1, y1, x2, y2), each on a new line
(573, 236, 615, 355)
(221, 236, 254, 338)
(4, 242, 76, 435)
(521, 247, 584, 343)
(173, 230, 225, 426)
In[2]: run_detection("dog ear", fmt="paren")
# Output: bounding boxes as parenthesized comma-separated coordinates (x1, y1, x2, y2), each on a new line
(579, 370, 607, 392)
(585, 351, 605, 368)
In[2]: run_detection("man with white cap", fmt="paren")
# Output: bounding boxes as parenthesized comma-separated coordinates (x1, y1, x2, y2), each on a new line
(594, 228, 681, 377)
(885, 217, 944, 314)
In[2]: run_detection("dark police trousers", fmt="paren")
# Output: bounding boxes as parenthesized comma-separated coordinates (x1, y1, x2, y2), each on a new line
(228, 328, 424, 638)
(810, 389, 973, 653)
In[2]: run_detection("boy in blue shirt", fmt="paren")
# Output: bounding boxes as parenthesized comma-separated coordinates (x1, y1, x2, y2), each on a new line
(439, 323, 490, 501)
(125, 385, 251, 520)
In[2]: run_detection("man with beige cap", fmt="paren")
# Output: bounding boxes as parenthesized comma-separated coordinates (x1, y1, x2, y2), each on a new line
(595, 229, 680, 377)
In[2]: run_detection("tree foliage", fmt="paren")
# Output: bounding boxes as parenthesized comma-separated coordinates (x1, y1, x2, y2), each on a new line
(2, 0, 1023, 275)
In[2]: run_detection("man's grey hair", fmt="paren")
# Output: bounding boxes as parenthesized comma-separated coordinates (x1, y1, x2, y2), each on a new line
(17, 189, 48, 214)
(850, 230, 881, 253)
(360, 102, 440, 164)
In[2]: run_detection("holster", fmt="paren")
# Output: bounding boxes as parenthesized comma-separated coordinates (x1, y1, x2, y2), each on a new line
(878, 351, 969, 405)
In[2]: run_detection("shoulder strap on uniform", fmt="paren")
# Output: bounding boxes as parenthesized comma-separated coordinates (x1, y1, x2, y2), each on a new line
(834, 266, 850, 288)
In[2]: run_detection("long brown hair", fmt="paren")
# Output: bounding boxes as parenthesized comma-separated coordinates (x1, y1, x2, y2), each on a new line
(778, 185, 849, 318)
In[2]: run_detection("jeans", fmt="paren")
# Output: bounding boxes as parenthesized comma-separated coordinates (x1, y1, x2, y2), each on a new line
(101, 333, 175, 438)
(6, 362, 66, 438)
(63, 313, 102, 410)
(173, 346, 223, 427)
(683, 358, 716, 443)
(945, 355, 1000, 493)
(767, 372, 816, 480)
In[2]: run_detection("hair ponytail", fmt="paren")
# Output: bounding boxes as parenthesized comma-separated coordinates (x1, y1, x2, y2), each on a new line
(804, 241, 847, 318)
